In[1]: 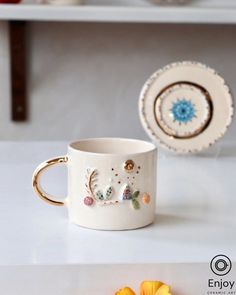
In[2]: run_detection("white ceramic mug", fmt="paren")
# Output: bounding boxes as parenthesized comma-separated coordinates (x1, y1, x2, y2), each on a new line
(32, 138, 157, 230)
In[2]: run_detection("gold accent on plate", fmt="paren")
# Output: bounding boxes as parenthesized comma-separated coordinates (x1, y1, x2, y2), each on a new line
(32, 156, 68, 206)
(154, 81, 213, 139)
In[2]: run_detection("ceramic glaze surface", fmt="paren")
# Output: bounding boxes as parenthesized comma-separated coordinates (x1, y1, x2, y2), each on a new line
(32, 138, 157, 230)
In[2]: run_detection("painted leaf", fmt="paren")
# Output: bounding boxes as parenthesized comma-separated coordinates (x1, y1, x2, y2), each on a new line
(132, 191, 140, 199)
(105, 186, 113, 200)
(132, 199, 140, 210)
(96, 191, 104, 201)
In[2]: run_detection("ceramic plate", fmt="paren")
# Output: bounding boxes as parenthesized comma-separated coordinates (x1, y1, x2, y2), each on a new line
(139, 61, 234, 154)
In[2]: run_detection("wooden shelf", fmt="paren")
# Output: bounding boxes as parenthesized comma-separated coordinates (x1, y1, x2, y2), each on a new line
(4, 1, 236, 121)
(1, 1, 236, 24)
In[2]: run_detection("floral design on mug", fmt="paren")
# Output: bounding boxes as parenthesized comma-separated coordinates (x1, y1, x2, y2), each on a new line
(84, 169, 97, 206)
(83, 167, 150, 210)
(142, 193, 151, 204)
(121, 185, 140, 210)
(96, 186, 113, 201)
(84, 196, 94, 206)
(84, 169, 118, 206)
(123, 159, 135, 173)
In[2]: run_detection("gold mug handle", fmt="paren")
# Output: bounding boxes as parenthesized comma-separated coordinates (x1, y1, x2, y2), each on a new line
(32, 156, 68, 206)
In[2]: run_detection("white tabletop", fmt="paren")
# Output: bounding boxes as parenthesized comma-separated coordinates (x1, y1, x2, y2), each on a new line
(0, 142, 235, 265)
(1, 263, 236, 295)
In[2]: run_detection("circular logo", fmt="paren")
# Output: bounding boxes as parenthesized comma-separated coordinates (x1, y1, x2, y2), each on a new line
(210, 255, 232, 276)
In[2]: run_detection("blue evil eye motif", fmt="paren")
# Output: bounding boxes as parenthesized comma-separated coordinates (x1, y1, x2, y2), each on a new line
(171, 99, 196, 124)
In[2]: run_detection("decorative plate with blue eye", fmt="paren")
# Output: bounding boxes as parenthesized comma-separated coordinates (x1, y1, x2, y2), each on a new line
(155, 83, 212, 139)
(139, 61, 234, 153)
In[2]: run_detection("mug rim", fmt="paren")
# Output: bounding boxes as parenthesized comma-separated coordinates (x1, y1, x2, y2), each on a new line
(68, 137, 156, 156)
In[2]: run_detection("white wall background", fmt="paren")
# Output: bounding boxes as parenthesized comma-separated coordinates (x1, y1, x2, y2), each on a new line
(0, 21, 235, 141)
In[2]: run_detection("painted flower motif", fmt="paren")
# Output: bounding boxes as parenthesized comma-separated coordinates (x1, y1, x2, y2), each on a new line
(83, 196, 94, 206)
(123, 160, 135, 173)
(115, 287, 136, 295)
(171, 99, 196, 124)
(142, 193, 151, 204)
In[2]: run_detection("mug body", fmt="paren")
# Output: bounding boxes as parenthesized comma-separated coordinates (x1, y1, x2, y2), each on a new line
(67, 138, 157, 230)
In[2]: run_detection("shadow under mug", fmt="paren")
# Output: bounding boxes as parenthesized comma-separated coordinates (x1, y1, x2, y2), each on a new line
(32, 138, 157, 230)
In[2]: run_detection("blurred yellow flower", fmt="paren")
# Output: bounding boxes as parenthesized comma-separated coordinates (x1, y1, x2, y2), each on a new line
(115, 287, 136, 295)
(140, 281, 163, 295)
(140, 281, 171, 295)
(115, 281, 171, 295)
(155, 284, 171, 295)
